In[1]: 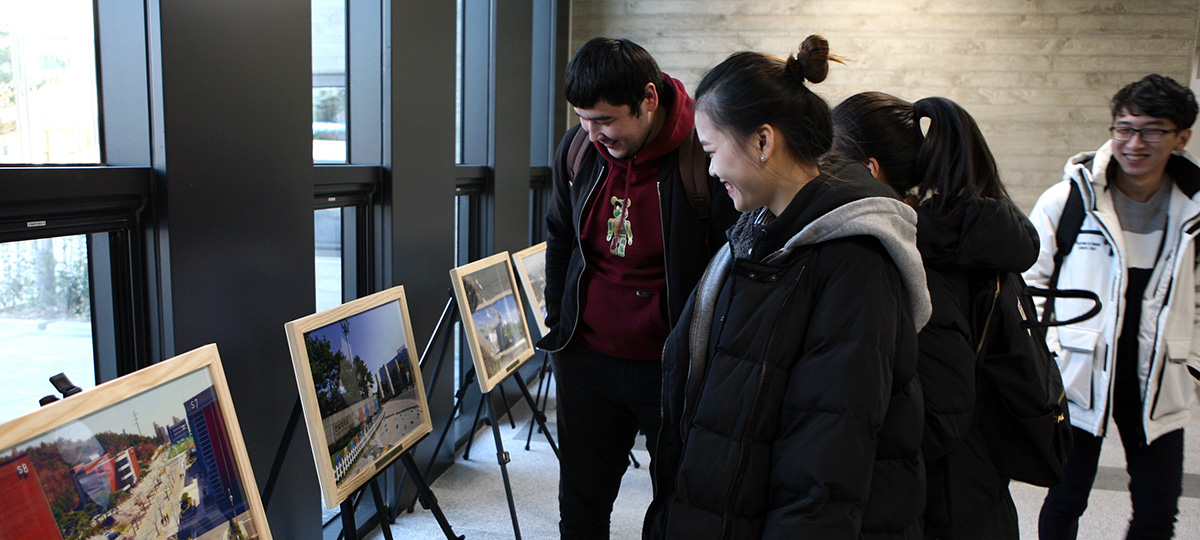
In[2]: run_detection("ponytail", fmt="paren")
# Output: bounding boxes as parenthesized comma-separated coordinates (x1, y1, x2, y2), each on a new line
(913, 97, 1010, 216)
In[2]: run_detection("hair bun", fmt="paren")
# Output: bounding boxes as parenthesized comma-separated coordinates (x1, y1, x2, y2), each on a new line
(789, 34, 832, 84)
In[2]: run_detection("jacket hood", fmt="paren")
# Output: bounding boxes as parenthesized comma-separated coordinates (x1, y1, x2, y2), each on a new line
(597, 73, 694, 169)
(916, 197, 1040, 273)
(1065, 141, 1200, 206)
(735, 160, 932, 329)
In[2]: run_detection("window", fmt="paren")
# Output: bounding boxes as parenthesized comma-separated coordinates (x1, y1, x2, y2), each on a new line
(0, 0, 101, 164)
(0, 0, 153, 421)
(0, 235, 92, 422)
(313, 0, 348, 164)
(314, 207, 345, 312)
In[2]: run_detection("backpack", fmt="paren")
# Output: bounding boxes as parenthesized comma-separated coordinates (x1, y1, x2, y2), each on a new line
(564, 125, 712, 221)
(972, 182, 1102, 487)
(974, 272, 1075, 487)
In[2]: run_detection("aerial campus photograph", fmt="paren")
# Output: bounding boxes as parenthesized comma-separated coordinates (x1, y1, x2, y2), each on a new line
(0, 368, 259, 540)
(302, 299, 426, 490)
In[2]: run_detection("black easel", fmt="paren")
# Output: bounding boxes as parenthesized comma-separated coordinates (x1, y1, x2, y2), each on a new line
(410, 291, 560, 540)
(524, 352, 552, 450)
(261, 294, 463, 539)
(336, 454, 463, 540)
(337, 476, 394, 540)
(414, 295, 560, 480)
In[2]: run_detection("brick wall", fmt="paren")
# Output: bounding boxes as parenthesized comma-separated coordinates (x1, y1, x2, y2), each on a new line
(570, 0, 1199, 210)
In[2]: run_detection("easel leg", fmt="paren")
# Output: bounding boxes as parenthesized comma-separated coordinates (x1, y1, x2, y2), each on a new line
(498, 383, 517, 428)
(401, 452, 465, 540)
(526, 353, 551, 450)
(412, 369, 476, 513)
(513, 372, 559, 459)
(485, 393, 522, 540)
(398, 293, 459, 513)
(340, 497, 359, 540)
(462, 396, 485, 460)
(369, 479, 394, 540)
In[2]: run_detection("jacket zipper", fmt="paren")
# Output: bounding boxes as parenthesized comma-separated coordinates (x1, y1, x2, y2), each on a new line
(658, 180, 672, 325)
(555, 161, 606, 352)
(1078, 176, 1124, 437)
(719, 266, 805, 539)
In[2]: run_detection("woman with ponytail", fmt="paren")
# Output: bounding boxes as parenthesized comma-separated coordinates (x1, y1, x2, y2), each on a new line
(830, 92, 1040, 540)
(643, 37, 930, 540)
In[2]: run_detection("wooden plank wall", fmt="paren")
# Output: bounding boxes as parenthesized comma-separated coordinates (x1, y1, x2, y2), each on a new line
(570, 0, 1199, 210)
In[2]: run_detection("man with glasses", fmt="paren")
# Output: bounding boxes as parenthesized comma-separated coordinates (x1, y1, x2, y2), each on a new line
(1024, 74, 1200, 540)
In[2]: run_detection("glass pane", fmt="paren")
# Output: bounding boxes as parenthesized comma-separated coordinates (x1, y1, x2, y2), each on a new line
(312, 87, 347, 163)
(312, 0, 347, 164)
(315, 208, 344, 312)
(0, 0, 100, 164)
(0, 235, 94, 424)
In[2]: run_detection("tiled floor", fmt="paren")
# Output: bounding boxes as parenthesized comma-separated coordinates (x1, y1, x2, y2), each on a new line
(368, 379, 1200, 540)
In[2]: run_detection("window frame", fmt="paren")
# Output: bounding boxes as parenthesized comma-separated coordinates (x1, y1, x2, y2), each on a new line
(0, 0, 155, 390)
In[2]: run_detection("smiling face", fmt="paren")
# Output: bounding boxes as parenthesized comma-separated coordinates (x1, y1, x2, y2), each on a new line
(1111, 109, 1191, 195)
(573, 92, 658, 160)
(696, 110, 770, 212)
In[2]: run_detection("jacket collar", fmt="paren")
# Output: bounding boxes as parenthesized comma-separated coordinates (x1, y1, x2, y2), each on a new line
(725, 160, 932, 330)
(1068, 141, 1200, 208)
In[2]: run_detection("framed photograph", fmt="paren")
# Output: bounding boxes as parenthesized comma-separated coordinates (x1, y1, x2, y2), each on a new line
(449, 252, 536, 393)
(512, 242, 549, 337)
(0, 343, 272, 540)
(283, 285, 432, 508)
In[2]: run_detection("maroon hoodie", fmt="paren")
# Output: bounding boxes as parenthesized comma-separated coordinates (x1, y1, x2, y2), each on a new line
(575, 74, 694, 361)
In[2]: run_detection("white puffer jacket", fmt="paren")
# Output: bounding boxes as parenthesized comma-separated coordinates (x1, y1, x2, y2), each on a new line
(1023, 141, 1200, 444)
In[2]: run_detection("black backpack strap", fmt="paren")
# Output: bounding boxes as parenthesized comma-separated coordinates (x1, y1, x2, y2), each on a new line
(565, 125, 591, 186)
(677, 130, 711, 221)
(1043, 181, 1086, 325)
(1026, 286, 1101, 328)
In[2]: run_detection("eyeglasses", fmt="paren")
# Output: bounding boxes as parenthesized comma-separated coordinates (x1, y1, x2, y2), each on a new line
(1109, 126, 1180, 143)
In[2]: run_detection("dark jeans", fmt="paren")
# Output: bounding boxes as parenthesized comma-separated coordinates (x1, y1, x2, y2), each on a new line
(1038, 425, 1184, 540)
(553, 343, 662, 540)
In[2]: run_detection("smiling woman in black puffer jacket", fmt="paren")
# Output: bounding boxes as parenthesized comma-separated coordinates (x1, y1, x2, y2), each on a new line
(643, 36, 932, 540)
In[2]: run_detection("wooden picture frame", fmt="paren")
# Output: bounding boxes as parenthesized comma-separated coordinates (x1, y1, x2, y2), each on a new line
(512, 242, 549, 338)
(0, 343, 272, 540)
(283, 285, 432, 508)
(449, 252, 536, 393)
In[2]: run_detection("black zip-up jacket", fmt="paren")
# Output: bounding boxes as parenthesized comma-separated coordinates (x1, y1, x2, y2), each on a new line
(536, 121, 737, 353)
(917, 197, 1039, 540)
(645, 161, 932, 540)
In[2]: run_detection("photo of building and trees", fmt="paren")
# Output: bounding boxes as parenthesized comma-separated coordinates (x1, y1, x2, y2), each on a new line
(303, 299, 425, 489)
(459, 262, 530, 381)
(0, 368, 259, 540)
(518, 248, 548, 324)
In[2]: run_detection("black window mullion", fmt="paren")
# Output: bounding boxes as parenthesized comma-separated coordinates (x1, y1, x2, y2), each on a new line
(95, 0, 151, 166)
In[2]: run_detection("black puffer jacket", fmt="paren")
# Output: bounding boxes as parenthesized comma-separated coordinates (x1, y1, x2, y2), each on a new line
(645, 161, 932, 540)
(916, 197, 1039, 540)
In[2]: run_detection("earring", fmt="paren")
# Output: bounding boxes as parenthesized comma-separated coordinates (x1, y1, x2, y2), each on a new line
(760, 153, 767, 162)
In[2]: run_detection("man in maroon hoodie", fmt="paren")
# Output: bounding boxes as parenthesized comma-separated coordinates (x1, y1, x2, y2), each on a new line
(537, 37, 736, 539)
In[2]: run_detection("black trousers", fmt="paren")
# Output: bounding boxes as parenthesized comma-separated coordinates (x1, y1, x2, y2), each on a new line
(1040, 268, 1184, 540)
(553, 343, 662, 540)
(1038, 425, 1183, 540)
